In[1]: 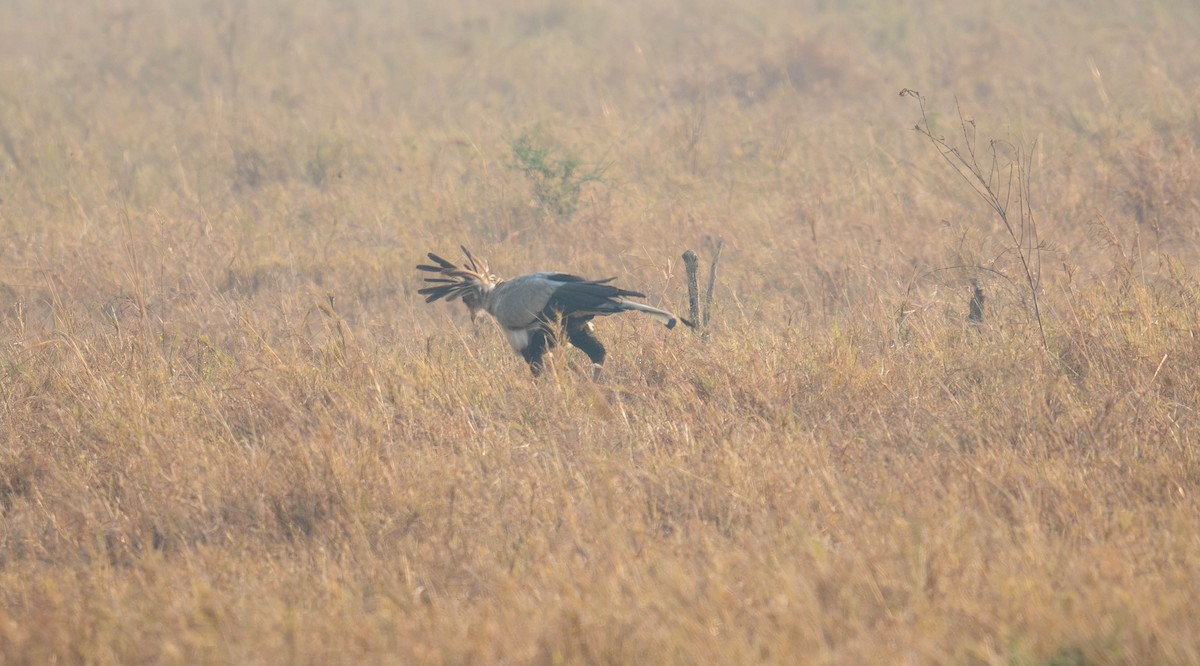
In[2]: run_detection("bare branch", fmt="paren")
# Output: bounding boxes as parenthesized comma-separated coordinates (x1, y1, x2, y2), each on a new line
(902, 89, 1048, 349)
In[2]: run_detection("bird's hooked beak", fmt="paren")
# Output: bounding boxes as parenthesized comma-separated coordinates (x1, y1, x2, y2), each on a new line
(463, 293, 484, 324)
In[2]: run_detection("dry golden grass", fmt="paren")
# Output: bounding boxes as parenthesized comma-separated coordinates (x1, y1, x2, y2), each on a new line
(2, 0, 1199, 663)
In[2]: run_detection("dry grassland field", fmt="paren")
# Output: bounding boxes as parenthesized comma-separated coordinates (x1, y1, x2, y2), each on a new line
(2, 0, 1200, 663)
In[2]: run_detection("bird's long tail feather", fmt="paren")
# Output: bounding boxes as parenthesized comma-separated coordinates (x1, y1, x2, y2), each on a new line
(619, 301, 695, 330)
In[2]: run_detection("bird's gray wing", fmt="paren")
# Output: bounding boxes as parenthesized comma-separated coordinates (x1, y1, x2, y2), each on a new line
(543, 280, 646, 319)
(489, 272, 652, 327)
(488, 275, 562, 329)
(543, 273, 588, 283)
(541, 273, 618, 285)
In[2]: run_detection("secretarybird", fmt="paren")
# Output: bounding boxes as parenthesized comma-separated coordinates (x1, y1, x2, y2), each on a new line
(418, 247, 693, 375)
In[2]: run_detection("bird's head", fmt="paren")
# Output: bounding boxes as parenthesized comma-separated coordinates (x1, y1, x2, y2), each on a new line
(462, 290, 485, 322)
(417, 246, 498, 322)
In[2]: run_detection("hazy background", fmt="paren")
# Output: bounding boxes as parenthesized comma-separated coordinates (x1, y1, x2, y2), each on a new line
(2, 1, 1198, 662)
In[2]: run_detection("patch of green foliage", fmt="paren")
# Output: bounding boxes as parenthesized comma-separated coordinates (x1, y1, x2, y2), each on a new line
(509, 126, 605, 221)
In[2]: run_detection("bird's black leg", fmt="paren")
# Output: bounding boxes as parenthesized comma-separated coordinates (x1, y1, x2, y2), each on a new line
(567, 320, 606, 366)
(521, 329, 554, 376)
